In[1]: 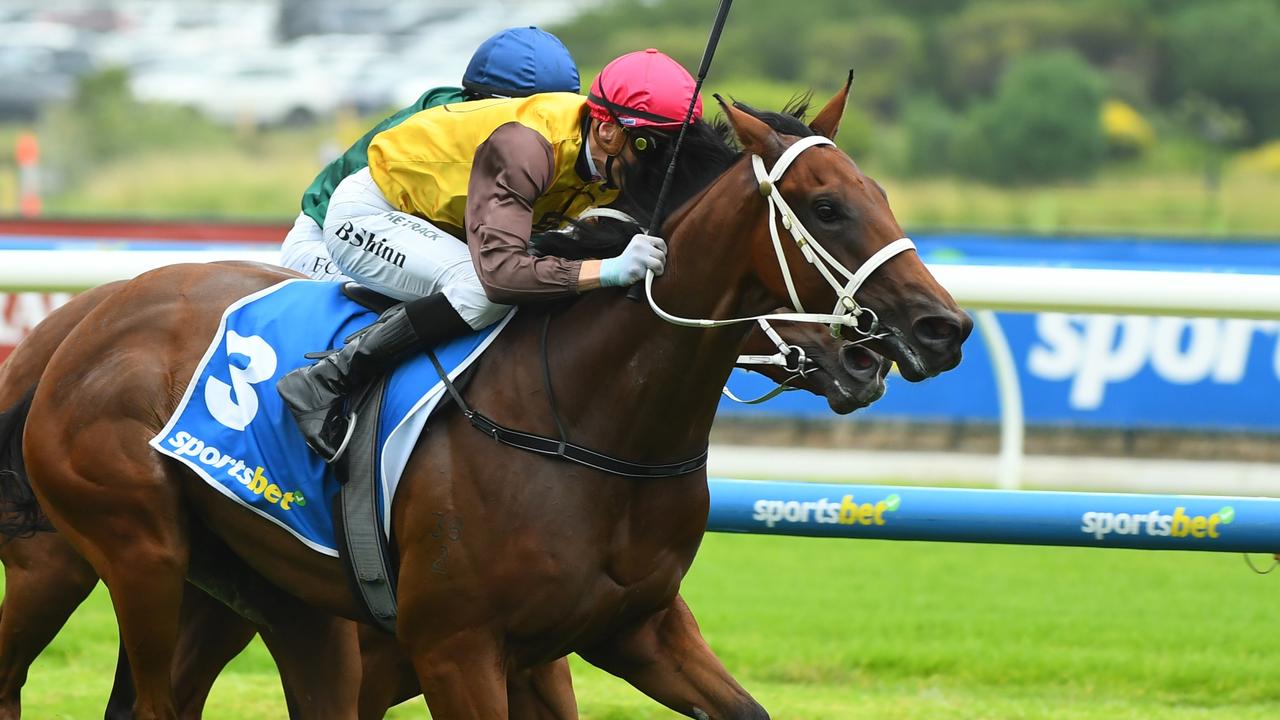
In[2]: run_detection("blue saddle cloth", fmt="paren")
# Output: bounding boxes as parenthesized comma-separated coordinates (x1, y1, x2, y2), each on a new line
(150, 280, 510, 556)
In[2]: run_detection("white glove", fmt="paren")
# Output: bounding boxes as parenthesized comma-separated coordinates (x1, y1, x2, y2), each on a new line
(599, 233, 667, 287)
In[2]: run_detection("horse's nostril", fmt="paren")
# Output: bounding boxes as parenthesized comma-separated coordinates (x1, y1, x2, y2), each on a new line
(840, 344, 879, 378)
(914, 316, 959, 344)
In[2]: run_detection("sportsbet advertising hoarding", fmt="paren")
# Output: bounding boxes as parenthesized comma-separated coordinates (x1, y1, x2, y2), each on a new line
(706, 478, 1280, 553)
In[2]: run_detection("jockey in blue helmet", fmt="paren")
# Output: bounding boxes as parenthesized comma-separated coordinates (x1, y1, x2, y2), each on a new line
(462, 25, 580, 99)
(281, 26, 580, 280)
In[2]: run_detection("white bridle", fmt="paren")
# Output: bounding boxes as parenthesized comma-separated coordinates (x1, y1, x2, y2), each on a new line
(575, 208, 814, 404)
(722, 317, 812, 404)
(735, 317, 809, 370)
(641, 134, 916, 337)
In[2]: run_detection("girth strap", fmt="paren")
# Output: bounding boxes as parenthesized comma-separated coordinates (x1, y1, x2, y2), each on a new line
(426, 352, 708, 479)
(335, 378, 398, 633)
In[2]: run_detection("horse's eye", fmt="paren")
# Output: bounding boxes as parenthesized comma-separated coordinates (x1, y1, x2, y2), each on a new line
(812, 201, 840, 223)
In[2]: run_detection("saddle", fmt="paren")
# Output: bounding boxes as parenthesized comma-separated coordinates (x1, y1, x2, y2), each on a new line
(153, 279, 515, 633)
(331, 282, 505, 631)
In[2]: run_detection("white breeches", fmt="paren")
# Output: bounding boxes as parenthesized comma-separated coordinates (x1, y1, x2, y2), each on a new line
(279, 212, 350, 282)
(322, 168, 509, 330)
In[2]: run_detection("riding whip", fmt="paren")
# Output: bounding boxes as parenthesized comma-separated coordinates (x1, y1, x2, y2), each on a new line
(627, 0, 734, 301)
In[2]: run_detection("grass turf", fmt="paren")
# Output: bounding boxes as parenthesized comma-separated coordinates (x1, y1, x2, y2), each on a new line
(13, 533, 1280, 718)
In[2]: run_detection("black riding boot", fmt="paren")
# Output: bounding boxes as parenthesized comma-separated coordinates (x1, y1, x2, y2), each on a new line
(277, 293, 473, 462)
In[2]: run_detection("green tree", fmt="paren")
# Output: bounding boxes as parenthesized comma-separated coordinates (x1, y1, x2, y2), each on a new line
(936, 1, 1142, 104)
(1165, 0, 1280, 142)
(39, 68, 230, 190)
(66, 68, 139, 162)
(901, 95, 958, 175)
(804, 16, 925, 117)
(953, 51, 1106, 184)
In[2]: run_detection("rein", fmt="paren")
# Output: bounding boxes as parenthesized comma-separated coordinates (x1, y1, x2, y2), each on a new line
(722, 318, 810, 404)
(720, 377, 799, 405)
(424, 135, 903, 475)
(575, 207, 814, 393)
(425, 315, 708, 479)
(642, 135, 916, 337)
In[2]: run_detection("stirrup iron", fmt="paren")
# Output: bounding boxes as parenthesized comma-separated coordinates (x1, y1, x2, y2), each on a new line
(327, 411, 358, 464)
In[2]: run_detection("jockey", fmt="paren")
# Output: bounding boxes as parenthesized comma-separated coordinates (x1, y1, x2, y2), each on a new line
(280, 26, 581, 280)
(278, 48, 703, 461)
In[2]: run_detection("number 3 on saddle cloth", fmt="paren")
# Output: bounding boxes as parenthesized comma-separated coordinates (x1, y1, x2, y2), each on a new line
(150, 279, 512, 557)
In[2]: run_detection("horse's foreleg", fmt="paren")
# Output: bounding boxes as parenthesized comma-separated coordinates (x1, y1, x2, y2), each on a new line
(257, 602, 360, 719)
(393, 499, 510, 717)
(581, 596, 767, 720)
(508, 658, 578, 720)
(403, 627, 509, 719)
(0, 534, 98, 720)
(353, 630, 578, 720)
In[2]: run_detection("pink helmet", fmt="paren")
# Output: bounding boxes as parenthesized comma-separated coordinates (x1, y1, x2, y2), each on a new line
(587, 49, 703, 130)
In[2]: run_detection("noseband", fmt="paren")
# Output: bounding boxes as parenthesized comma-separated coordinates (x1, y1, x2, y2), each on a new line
(642, 134, 916, 338)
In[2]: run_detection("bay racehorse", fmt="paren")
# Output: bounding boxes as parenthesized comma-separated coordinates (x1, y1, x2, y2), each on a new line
(0, 281, 884, 719)
(11, 80, 968, 718)
(0, 278, 368, 719)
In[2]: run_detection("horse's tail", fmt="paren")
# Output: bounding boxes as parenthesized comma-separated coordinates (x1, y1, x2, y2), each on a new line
(0, 387, 50, 539)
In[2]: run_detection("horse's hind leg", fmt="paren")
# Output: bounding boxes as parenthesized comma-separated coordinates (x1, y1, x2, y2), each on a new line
(104, 641, 135, 720)
(170, 586, 259, 720)
(356, 627, 420, 719)
(0, 532, 98, 720)
(581, 596, 767, 720)
(111, 583, 345, 720)
(257, 601, 360, 719)
(106, 584, 267, 720)
(25, 415, 190, 720)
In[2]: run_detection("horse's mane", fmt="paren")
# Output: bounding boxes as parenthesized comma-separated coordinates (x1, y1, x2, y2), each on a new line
(732, 95, 816, 139)
(532, 95, 817, 260)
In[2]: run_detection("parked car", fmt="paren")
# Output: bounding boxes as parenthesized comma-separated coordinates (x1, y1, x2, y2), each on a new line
(0, 44, 92, 120)
(129, 52, 342, 127)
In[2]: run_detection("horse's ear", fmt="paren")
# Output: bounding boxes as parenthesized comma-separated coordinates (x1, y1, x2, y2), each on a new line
(809, 70, 853, 140)
(716, 94, 782, 159)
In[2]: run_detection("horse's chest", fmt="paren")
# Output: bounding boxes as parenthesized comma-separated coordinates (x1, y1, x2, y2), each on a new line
(599, 549, 686, 611)
(589, 507, 703, 619)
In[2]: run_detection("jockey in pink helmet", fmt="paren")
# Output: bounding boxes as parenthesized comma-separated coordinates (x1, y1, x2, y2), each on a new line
(589, 49, 704, 127)
(278, 49, 705, 461)
(585, 48, 704, 184)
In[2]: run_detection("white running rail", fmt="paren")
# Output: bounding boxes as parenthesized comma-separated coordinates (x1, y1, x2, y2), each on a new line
(4, 250, 1280, 490)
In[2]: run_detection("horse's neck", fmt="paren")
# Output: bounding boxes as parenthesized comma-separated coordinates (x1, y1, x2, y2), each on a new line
(502, 170, 774, 463)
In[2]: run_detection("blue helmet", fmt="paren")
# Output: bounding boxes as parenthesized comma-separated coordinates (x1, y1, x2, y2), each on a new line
(462, 26, 580, 98)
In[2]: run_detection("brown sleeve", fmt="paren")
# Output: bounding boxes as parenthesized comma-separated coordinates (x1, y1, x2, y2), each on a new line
(466, 122, 584, 304)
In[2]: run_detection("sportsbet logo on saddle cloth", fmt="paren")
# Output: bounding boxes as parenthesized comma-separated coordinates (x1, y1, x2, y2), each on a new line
(149, 280, 511, 556)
